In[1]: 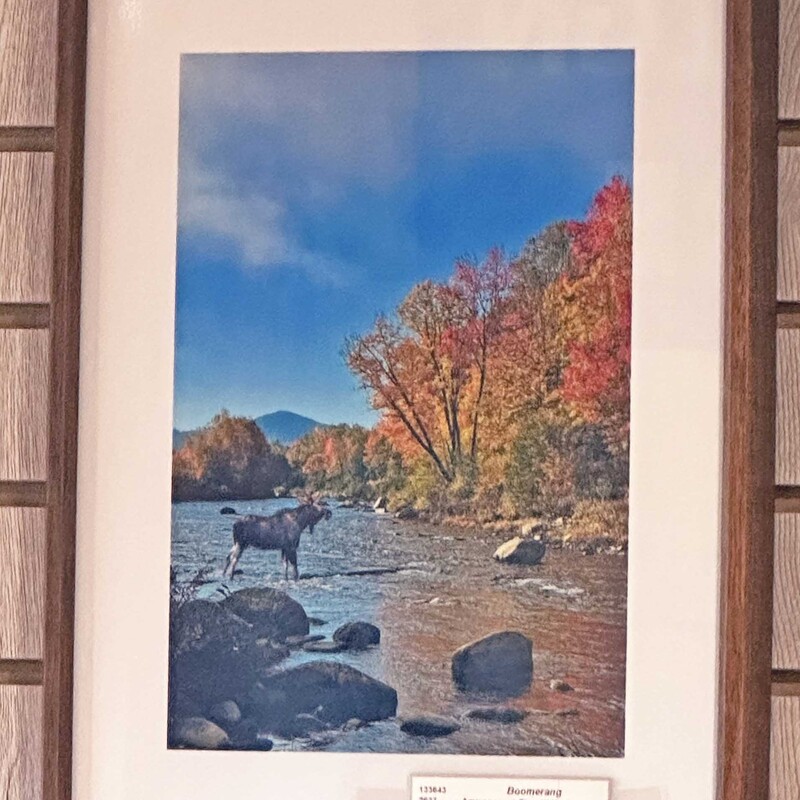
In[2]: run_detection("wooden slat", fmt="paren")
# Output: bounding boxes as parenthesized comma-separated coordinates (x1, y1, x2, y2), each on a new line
(720, 0, 778, 798)
(0, 481, 46, 507)
(0, 330, 48, 481)
(0, 659, 43, 685)
(0, 303, 49, 329)
(42, 0, 88, 797)
(779, 121, 800, 147)
(0, 0, 57, 126)
(0, 127, 55, 153)
(773, 670, 800, 695)
(773, 516, 800, 668)
(0, 508, 44, 659)
(780, 0, 800, 119)
(777, 485, 800, 513)
(771, 697, 800, 799)
(779, 148, 800, 300)
(778, 301, 800, 327)
(0, 686, 42, 800)
(0, 153, 53, 303)
(777, 330, 800, 484)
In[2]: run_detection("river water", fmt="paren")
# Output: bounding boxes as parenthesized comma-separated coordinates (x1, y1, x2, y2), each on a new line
(171, 498, 627, 757)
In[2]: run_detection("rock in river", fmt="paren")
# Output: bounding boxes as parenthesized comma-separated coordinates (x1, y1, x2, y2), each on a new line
(220, 506, 237, 515)
(303, 640, 346, 653)
(209, 700, 242, 728)
(172, 717, 230, 749)
(466, 706, 527, 724)
(493, 536, 546, 566)
(333, 621, 381, 650)
(248, 661, 398, 729)
(401, 716, 460, 737)
(452, 631, 533, 695)
(170, 599, 265, 706)
(221, 587, 309, 640)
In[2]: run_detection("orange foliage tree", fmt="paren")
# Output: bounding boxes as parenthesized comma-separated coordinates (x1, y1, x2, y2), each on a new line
(172, 411, 293, 501)
(344, 250, 512, 483)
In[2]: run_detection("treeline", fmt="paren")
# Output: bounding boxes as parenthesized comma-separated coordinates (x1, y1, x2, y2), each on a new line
(172, 411, 297, 501)
(173, 178, 631, 539)
(292, 178, 631, 531)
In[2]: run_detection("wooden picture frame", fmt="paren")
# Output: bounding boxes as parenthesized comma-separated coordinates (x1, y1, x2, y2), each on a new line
(6, 0, 774, 798)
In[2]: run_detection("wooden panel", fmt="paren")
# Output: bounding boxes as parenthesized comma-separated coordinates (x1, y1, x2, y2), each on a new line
(0, 660, 42, 684)
(0, 508, 44, 659)
(0, 330, 48, 480)
(0, 686, 42, 800)
(779, 148, 800, 300)
(774, 516, 800, 668)
(0, 153, 53, 303)
(0, 0, 57, 126)
(721, 1, 778, 799)
(0, 127, 54, 152)
(781, 0, 800, 119)
(771, 697, 800, 799)
(777, 329, 800, 484)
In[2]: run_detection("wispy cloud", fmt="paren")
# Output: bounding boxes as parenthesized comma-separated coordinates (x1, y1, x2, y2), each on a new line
(179, 158, 291, 267)
(176, 51, 633, 281)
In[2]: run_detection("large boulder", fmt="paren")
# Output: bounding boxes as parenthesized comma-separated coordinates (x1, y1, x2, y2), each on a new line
(493, 536, 546, 566)
(333, 621, 381, 650)
(452, 631, 533, 695)
(221, 587, 309, 641)
(247, 661, 397, 730)
(171, 717, 230, 749)
(169, 599, 263, 707)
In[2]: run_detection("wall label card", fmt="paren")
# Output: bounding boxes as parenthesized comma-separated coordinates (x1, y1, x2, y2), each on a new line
(411, 776, 609, 800)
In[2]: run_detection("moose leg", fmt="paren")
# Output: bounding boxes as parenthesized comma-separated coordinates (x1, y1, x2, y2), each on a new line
(224, 542, 243, 578)
(288, 549, 299, 580)
(281, 549, 289, 581)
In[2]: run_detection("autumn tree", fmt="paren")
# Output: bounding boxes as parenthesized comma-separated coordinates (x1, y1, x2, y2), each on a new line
(345, 250, 511, 482)
(287, 424, 370, 498)
(172, 410, 294, 501)
(560, 176, 632, 452)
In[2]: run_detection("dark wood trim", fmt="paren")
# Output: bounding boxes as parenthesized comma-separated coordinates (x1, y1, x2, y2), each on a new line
(719, 0, 779, 797)
(0, 127, 56, 153)
(777, 301, 800, 328)
(776, 485, 800, 513)
(42, 0, 87, 797)
(778, 119, 800, 147)
(0, 303, 50, 329)
(0, 481, 47, 507)
(772, 670, 800, 696)
(0, 659, 44, 686)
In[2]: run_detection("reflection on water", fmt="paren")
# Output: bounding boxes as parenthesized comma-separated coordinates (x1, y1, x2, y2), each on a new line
(171, 499, 626, 756)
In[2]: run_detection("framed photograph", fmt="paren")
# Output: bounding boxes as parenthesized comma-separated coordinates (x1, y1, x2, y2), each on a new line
(75, 0, 724, 797)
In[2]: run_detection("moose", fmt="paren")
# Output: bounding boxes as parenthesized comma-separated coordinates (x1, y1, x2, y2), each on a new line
(222, 495, 332, 580)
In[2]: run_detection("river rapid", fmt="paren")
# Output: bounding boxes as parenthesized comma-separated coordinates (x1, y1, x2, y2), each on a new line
(171, 498, 627, 757)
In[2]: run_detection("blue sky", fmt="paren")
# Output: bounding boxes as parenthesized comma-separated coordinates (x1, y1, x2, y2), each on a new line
(173, 50, 634, 430)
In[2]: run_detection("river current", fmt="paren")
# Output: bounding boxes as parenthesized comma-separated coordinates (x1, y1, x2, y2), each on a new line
(171, 498, 627, 756)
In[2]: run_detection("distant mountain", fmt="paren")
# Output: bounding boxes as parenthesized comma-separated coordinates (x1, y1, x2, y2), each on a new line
(172, 410, 321, 450)
(254, 411, 320, 445)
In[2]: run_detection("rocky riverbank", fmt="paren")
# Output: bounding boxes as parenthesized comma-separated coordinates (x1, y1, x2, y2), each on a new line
(335, 495, 627, 556)
(168, 587, 544, 751)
